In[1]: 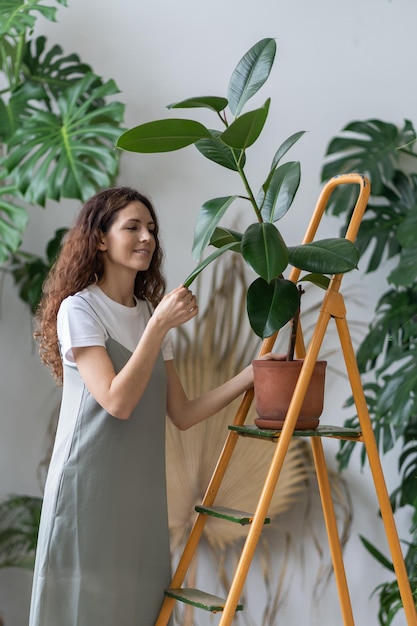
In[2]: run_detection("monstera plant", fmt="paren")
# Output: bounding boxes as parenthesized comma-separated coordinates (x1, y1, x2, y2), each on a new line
(0, 0, 125, 312)
(116, 38, 359, 343)
(321, 118, 417, 624)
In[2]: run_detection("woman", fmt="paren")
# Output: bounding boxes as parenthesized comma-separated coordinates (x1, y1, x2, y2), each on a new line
(29, 186, 267, 626)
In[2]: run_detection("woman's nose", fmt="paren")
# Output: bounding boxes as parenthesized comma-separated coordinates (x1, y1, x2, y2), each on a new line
(139, 228, 151, 241)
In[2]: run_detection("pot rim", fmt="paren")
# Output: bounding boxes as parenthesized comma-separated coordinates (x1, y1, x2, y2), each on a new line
(252, 358, 327, 367)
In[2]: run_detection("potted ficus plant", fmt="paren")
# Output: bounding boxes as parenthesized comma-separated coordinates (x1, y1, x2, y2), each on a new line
(116, 38, 359, 429)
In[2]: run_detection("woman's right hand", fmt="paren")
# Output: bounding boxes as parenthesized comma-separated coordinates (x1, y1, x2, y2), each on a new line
(152, 286, 198, 331)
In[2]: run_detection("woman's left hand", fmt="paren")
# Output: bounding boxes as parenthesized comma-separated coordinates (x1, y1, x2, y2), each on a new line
(257, 352, 287, 361)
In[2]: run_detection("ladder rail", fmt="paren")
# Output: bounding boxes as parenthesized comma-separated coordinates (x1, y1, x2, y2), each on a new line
(156, 173, 417, 626)
(156, 321, 284, 625)
(219, 254, 342, 624)
(310, 436, 355, 626)
(335, 313, 417, 624)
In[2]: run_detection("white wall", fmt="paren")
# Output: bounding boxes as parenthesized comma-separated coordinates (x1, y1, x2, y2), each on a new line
(1, 0, 416, 624)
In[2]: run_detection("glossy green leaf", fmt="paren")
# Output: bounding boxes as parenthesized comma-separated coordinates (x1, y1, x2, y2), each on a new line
(288, 238, 359, 274)
(247, 276, 300, 338)
(195, 131, 246, 171)
(299, 273, 330, 290)
(9, 228, 66, 312)
(167, 96, 228, 113)
(10, 253, 49, 314)
(221, 100, 270, 150)
(0, 0, 66, 38)
(4, 74, 124, 205)
(182, 242, 237, 288)
(360, 536, 395, 572)
(0, 96, 11, 143)
(396, 201, 417, 249)
(192, 196, 237, 259)
(322, 119, 416, 197)
(0, 83, 44, 143)
(0, 494, 43, 569)
(228, 38, 276, 117)
(241, 222, 288, 282)
(388, 247, 417, 288)
(209, 227, 242, 251)
(356, 289, 417, 372)
(0, 185, 28, 264)
(22, 36, 93, 101)
(270, 131, 306, 170)
(117, 118, 211, 153)
(46, 227, 67, 263)
(259, 161, 301, 222)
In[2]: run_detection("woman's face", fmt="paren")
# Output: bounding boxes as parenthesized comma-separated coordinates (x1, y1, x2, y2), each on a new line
(99, 201, 157, 277)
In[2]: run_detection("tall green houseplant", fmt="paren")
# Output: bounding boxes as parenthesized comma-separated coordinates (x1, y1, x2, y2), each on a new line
(321, 118, 417, 624)
(0, 0, 125, 312)
(0, 0, 125, 577)
(116, 38, 360, 345)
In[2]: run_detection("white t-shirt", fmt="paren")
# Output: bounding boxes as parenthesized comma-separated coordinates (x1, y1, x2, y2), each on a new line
(57, 285, 174, 367)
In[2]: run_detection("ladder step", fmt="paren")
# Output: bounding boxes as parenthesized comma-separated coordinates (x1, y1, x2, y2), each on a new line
(195, 504, 270, 525)
(229, 424, 362, 441)
(164, 587, 243, 613)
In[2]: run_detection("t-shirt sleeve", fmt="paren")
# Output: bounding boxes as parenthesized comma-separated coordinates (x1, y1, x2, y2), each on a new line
(57, 295, 108, 364)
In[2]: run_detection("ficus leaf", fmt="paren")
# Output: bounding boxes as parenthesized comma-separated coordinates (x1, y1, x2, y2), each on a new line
(299, 273, 330, 290)
(259, 161, 301, 222)
(192, 196, 238, 260)
(195, 131, 246, 171)
(221, 99, 270, 151)
(117, 118, 211, 153)
(167, 96, 228, 113)
(228, 38, 276, 117)
(241, 222, 288, 282)
(183, 242, 237, 288)
(209, 227, 242, 251)
(247, 276, 300, 338)
(270, 130, 306, 170)
(288, 238, 359, 274)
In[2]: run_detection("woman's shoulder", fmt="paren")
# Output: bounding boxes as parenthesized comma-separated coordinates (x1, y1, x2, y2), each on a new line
(59, 286, 98, 313)
(58, 286, 108, 336)
(73, 284, 100, 302)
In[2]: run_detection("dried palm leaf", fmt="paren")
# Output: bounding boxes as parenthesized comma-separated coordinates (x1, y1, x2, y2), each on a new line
(166, 256, 317, 626)
(166, 255, 313, 553)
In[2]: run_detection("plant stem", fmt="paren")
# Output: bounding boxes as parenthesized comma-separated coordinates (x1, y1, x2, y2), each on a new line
(286, 285, 304, 361)
(237, 165, 263, 222)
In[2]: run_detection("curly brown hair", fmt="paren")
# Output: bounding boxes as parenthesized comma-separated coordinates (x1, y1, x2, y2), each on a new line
(35, 187, 166, 383)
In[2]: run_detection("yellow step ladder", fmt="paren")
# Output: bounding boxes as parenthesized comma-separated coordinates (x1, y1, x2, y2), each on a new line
(156, 173, 417, 626)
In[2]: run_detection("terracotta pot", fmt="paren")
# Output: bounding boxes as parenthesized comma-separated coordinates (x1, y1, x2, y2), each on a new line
(252, 359, 327, 430)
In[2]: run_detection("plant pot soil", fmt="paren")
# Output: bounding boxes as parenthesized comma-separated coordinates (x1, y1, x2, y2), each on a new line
(252, 359, 327, 430)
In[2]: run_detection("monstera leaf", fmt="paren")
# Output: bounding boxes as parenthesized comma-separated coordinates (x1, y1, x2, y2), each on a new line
(4, 74, 125, 205)
(0, 176, 28, 264)
(322, 119, 417, 217)
(0, 0, 66, 38)
(0, 1, 125, 270)
(21, 36, 93, 101)
(10, 227, 67, 313)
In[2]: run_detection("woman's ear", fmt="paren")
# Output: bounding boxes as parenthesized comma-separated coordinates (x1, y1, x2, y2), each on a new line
(98, 233, 107, 252)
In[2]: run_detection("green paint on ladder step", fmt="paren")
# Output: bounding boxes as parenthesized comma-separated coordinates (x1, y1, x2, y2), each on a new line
(229, 424, 362, 441)
(195, 504, 270, 525)
(164, 588, 243, 613)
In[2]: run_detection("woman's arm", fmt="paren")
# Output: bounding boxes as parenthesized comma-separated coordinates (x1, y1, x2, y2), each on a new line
(72, 286, 197, 419)
(166, 353, 285, 430)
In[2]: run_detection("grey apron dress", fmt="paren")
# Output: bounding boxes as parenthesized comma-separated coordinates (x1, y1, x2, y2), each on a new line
(29, 337, 173, 626)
